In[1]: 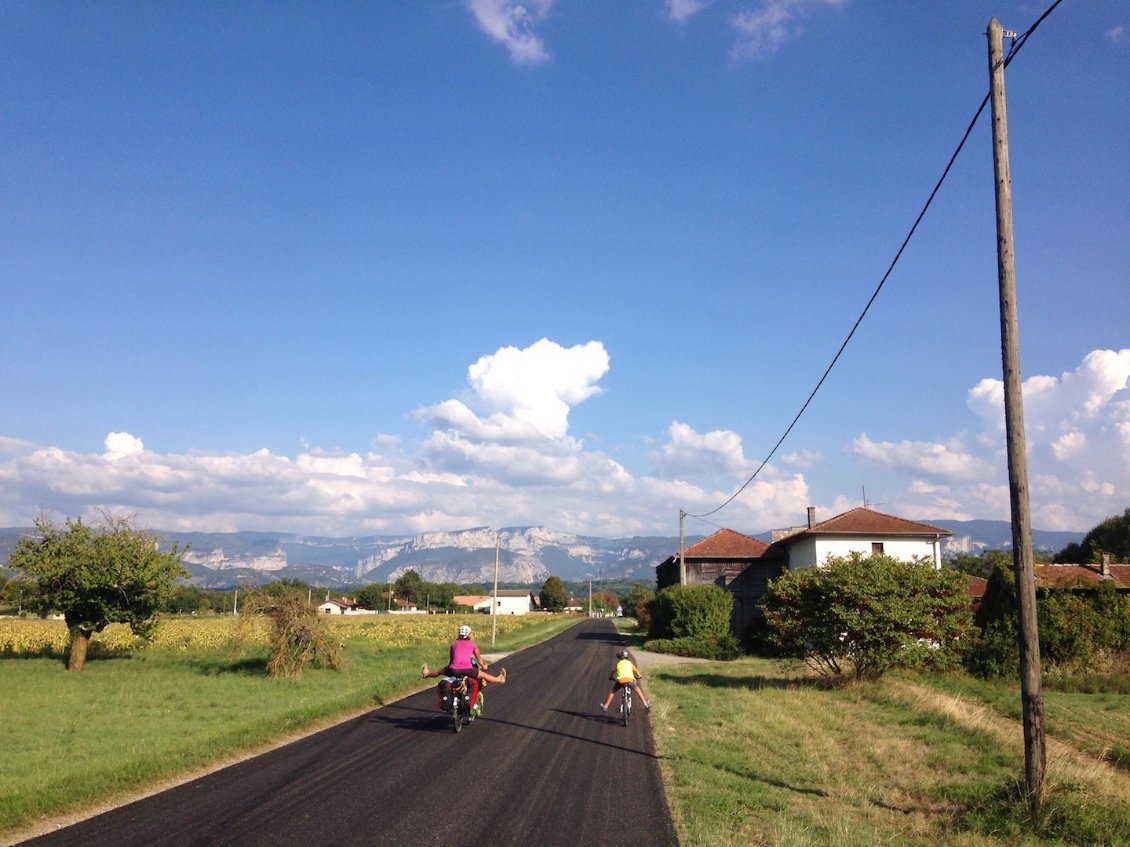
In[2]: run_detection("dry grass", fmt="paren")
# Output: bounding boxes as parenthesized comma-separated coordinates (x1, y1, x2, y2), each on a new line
(648, 658, 1130, 846)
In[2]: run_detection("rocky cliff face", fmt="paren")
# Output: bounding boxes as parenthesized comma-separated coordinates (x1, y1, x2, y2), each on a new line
(182, 546, 288, 572)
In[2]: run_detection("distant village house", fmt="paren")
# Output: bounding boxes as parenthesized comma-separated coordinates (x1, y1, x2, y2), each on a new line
(657, 506, 953, 639)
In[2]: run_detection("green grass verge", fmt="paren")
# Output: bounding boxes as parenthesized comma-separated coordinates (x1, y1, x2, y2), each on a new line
(648, 657, 1130, 846)
(0, 615, 579, 840)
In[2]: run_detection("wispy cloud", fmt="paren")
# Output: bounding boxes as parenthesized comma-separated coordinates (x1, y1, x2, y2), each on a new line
(667, 0, 709, 24)
(730, 0, 848, 61)
(466, 0, 554, 64)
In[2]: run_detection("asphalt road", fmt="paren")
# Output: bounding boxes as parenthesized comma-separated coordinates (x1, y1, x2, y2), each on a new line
(17, 618, 678, 847)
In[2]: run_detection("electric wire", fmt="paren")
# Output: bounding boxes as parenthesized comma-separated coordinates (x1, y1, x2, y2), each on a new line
(682, 0, 1065, 524)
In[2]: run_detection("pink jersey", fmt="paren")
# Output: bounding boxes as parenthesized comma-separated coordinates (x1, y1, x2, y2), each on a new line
(449, 639, 478, 670)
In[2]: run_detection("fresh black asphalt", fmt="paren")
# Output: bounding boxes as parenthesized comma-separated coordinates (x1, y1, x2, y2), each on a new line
(16, 618, 679, 847)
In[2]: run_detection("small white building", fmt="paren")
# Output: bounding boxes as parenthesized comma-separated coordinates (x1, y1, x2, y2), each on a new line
(317, 596, 364, 615)
(487, 589, 535, 616)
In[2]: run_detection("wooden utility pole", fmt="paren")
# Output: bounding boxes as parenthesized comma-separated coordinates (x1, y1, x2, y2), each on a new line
(491, 534, 500, 647)
(678, 510, 686, 585)
(987, 16, 1046, 815)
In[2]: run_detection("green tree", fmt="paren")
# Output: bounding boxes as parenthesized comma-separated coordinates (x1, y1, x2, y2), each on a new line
(590, 589, 620, 616)
(761, 553, 973, 681)
(621, 582, 655, 627)
(947, 549, 1014, 579)
(394, 569, 426, 604)
(1056, 507, 1130, 564)
(352, 583, 390, 610)
(9, 513, 187, 671)
(167, 585, 209, 615)
(539, 575, 568, 612)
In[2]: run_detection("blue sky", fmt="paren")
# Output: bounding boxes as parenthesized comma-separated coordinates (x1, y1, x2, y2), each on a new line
(2, 0, 1127, 540)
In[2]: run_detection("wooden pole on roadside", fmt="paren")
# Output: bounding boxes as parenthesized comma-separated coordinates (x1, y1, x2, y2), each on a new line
(678, 510, 686, 585)
(987, 16, 1046, 815)
(491, 534, 500, 647)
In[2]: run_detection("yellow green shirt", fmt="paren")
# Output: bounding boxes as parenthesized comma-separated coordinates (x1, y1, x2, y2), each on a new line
(614, 658, 638, 683)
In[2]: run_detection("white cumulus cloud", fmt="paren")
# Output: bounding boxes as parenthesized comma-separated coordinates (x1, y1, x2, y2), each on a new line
(865, 349, 1130, 531)
(104, 432, 144, 459)
(730, 0, 848, 60)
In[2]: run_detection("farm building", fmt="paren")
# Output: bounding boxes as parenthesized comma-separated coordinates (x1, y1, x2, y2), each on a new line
(657, 506, 953, 639)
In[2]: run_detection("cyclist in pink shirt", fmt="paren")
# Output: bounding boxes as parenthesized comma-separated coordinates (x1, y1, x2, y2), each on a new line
(422, 625, 507, 685)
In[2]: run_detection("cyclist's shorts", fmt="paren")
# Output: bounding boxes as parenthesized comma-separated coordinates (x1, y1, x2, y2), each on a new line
(613, 680, 635, 691)
(446, 665, 480, 678)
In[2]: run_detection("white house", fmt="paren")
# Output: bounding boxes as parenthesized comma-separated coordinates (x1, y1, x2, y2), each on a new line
(317, 596, 372, 615)
(487, 589, 535, 616)
(773, 506, 950, 570)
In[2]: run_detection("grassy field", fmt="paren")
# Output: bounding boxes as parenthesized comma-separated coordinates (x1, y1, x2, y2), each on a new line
(645, 657, 1130, 846)
(6, 616, 1130, 846)
(0, 613, 578, 842)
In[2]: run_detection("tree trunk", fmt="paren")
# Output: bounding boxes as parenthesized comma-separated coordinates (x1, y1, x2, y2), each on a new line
(67, 627, 92, 672)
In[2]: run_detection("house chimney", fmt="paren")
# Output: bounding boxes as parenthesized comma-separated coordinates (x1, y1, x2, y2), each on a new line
(1102, 553, 1111, 579)
(807, 506, 816, 530)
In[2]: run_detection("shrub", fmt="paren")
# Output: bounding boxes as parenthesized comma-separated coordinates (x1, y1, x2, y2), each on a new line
(649, 584, 733, 641)
(966, 563, 1130, 678)
(643, 634, 743, 660)
(243, 591, 343, 679)
(761, 553, 973, 680)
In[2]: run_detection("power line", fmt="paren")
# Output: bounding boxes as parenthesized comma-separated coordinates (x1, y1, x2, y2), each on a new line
(683, 0, 1065, 523)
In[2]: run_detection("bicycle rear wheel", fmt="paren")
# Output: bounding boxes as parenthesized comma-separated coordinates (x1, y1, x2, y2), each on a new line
(452, 699, 462, 733)
(622, 687, 631, 726)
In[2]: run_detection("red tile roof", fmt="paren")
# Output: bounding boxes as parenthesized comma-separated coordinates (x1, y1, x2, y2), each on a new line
(1034, 563, 1130, 590)
(804, 507, 952, 538)
(965, 565, 1130, 599)
(683, 528, 773, 559)
(967, 576, 988, 598)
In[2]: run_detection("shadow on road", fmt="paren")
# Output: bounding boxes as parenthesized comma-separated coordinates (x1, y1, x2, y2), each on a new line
(369, 702, 467, 733)
(369, 700, 661, 758)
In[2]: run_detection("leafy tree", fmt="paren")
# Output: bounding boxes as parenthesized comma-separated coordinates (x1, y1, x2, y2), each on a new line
(539, 575, 568, 612)
(621, 582, 655, 628)
(167, 585, 209, 615)
(761, 553, 973, 681)
(965, 561, 1021, 678)
(394, 569, 426, 604)
(590, 589, 620, 615)
(947, 549, 1014, 578)
(1055, 507, 1130, 564)
(967, 562, 1130, 677)
(9, 513, 187, 671)
(352, 583, 390, 610)
(426, 582, 457, 611)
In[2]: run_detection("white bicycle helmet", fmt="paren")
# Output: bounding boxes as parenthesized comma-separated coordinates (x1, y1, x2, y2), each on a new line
(458, 625, 472, 639)
(617, 649, 630, 658)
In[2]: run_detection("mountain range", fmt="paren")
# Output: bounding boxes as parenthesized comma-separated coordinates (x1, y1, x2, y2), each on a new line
(0, 520, 1086, 591)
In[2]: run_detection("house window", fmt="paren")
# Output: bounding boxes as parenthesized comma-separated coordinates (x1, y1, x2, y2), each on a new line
(872, 542, 884, 555)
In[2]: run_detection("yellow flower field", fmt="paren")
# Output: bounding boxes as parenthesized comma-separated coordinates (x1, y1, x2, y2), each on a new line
(0, 613, 547, 655)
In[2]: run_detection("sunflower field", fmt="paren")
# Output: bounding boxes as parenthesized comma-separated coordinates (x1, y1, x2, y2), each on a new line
(0, 613, 550, 656)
